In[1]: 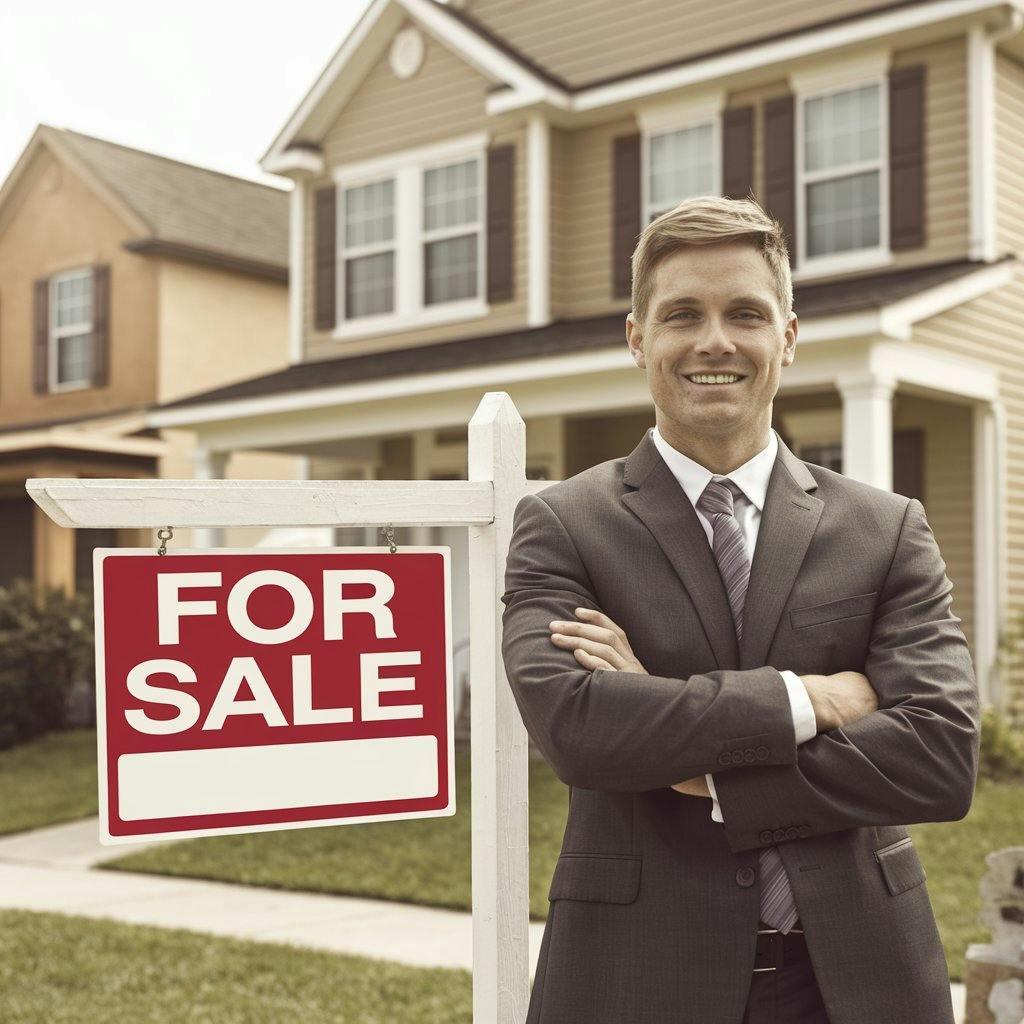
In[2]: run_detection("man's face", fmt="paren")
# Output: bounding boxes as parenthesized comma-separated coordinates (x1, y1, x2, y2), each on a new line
(625, 240, 797, 443)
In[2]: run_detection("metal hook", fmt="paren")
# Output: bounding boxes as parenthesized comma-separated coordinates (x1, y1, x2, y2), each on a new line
(156, 526, 174, 556)
(379, 523, 397, 553)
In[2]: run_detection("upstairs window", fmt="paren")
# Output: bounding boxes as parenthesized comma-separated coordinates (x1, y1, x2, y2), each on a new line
(423, 157, 480, 305)
(50, 268, 94, 390)
(342, 179, 396, 319)
(644, 120, 719, 224)
(797, 81, 886, 263)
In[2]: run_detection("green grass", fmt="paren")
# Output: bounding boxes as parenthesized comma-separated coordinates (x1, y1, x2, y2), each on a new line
(908, 776, 1024, 982)
(0, 728, 98, 835)
(0, 909, 471, 1023)
(104, 747, 570, 921)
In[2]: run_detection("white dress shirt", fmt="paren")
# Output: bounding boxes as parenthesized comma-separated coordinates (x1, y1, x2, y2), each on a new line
(649, 424, 817, 823)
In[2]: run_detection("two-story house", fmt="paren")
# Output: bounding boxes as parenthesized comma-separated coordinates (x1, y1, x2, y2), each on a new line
(149, 0, 1024, 720)
(0, 124, 299, 596)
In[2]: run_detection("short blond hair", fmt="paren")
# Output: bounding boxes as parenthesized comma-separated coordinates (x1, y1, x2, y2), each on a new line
(630, 194, 793, 326)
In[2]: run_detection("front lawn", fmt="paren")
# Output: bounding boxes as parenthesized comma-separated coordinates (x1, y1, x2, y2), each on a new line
(0, 909, 471, 1023)
(0, 729, 97, 835)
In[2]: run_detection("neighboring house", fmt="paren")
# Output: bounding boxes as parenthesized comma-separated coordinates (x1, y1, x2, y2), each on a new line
(0, 124, 297, 596)
(150, 0, 1024, 720)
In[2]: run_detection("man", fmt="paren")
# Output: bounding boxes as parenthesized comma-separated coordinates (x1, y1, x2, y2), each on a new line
(500, 195, 980, 1024)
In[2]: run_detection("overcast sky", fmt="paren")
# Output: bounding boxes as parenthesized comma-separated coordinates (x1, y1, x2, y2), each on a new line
(0, 1, 376, 192)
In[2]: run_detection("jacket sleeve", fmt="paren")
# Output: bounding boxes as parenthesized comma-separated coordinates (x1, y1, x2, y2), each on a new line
(711, 497, 981, 853)
(500, 490, 799, 791)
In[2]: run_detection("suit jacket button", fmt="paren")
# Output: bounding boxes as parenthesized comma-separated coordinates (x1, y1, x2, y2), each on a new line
(756, 746, 769, 760)
(759, 830, 774, 844)
(743, 748, 756, 763)
(785, 826, 799, 840)
(736, 867, 756, 887)
(718, 752, 732, 766)
(730, 749, 744, 762)
(772, 828, 787, 842)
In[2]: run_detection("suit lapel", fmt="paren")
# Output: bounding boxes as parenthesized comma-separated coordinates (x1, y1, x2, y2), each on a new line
(621, 428, 823, 671)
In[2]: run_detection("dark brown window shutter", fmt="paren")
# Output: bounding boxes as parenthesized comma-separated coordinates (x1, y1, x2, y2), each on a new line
(763, 94, 797, 267)
(313, 184, 337, 331)
(486, 144, 515, 303)
(33, 277, 48, 393)
(612, 132, 642, 300)
(889, 64, 926, 251)
(92, 263, 110, 387)
(893, 427, 925, 504)
(722, 105, 754, 200)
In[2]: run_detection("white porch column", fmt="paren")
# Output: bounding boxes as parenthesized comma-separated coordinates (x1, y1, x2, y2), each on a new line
(526, 111, 551, 327)
(288, 177, 308, 364)
(190, 448, 228, 548)
(974, 400, 1007, 709)
(837, 372, 896, 489)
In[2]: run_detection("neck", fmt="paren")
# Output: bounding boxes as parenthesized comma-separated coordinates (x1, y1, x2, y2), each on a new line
(655, 415, 772, 475)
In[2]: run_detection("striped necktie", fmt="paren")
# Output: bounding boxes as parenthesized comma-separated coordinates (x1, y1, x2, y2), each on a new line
(696, 475, 800, 934)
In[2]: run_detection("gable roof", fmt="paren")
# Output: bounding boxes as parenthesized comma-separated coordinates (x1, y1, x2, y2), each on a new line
(0, 124, 289, 278)
(151, 255, 1014, 422)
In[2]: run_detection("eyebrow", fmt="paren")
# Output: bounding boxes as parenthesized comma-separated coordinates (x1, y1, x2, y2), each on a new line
(655, 294, 773, 316)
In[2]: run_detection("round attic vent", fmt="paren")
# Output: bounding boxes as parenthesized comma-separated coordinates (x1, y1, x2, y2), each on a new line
(390, 27, 424, 80)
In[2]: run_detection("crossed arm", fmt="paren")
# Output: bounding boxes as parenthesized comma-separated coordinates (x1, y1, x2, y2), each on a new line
(501, 492, 980, 853)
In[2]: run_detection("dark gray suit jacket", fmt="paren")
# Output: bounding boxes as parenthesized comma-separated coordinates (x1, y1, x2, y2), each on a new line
(500, 427, 980, 1024)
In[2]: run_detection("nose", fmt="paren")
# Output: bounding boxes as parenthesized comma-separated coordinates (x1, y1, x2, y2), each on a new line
(695, 315, 737, 357)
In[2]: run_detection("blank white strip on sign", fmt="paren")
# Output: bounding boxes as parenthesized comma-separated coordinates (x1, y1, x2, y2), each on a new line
(117, 736, 439, 821)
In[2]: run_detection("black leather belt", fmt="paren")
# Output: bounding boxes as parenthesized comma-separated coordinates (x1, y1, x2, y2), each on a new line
(753, 921, 810, 973)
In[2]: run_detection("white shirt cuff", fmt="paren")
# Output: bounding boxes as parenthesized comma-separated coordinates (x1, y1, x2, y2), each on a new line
(705, 772, 723, 823)
(779, 669, 817, 745)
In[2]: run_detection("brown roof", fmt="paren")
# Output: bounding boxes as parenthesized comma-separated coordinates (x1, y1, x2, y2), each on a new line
(46, 126, 289, 273)
(155, 256, 1011, 414)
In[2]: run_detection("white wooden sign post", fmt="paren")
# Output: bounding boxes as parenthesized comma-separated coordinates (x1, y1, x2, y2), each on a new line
(27, 390, 541, 1024)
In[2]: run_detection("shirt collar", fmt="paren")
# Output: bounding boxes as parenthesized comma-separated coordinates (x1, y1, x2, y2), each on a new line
(649, 424, 779, 512)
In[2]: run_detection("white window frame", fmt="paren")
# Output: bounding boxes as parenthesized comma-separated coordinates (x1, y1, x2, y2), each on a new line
(638, 90, 724, 227)
(48, 267, 94, 393)
(793, 60, 892, 280)
(331, 131, 490, 341)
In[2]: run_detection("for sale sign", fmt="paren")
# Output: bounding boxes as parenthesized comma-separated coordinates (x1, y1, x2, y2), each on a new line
(93, 547, 455, 844)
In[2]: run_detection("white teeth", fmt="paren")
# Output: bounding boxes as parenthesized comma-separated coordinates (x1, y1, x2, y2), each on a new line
(687, 374, 742, 384)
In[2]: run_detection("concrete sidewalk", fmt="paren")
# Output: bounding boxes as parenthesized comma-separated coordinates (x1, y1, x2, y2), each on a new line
(0, 817, 967, 1020)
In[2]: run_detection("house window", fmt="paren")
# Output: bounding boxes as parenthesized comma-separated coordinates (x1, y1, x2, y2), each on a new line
(644, 120, 718, 224)
(342, 179, 395, 319)
(423, 158, 480, 305)
(50, 268, 93, 390)
(332, 134, 488, 339)
(798, 81, 886, 262)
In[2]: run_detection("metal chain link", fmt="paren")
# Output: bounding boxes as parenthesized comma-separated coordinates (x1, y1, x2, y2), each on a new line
(156, 526, 174, 556)
(380, 523, 397, 553)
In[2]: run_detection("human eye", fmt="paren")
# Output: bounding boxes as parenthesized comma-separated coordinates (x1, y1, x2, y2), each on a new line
(666, 310, 697, 321)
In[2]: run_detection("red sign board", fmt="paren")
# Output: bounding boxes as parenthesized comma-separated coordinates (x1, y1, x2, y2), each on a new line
(93, 547, 454, 844)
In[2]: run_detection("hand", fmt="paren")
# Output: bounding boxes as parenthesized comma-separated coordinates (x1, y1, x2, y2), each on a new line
(548, 608, 649, 674)
(802, 670, 879, 732)
(670, 776, 711, 798)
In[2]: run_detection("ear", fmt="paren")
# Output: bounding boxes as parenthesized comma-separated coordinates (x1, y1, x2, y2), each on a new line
(626, 314, 645, 369)
(781, 313, 798, 367)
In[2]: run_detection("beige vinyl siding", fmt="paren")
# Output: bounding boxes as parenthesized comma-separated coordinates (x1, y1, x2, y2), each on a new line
(303, 22, 527, 362)
(467, 0, 901, 89)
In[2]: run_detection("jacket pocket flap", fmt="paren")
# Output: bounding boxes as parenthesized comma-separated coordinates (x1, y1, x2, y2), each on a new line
(790, 590, 878, 629)
(874, 837, 927, 896)
(547, 853, 642, 904)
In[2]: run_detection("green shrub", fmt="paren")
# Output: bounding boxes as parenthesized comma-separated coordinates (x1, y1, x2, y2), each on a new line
(0, 580, 94, 749)
(978, 704, 1024, 782)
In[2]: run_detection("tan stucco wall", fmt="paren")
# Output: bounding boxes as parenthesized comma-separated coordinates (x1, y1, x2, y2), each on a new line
(0, 145, 158, 425)
(155, 258, 289, 403)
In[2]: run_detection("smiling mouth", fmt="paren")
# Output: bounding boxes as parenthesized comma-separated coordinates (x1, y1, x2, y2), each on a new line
(684, 374, 747, 386)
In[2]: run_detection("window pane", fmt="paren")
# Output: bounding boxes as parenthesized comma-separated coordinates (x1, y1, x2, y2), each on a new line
(424, 234, 478, 305)
(55, 273, 92, 328)
(806, 170, 880, 257)
(423, 159, 479, 232)
(649, 123, 715, 209)
(804, 84, 880, 172)
(344, 251, 395, 318)
(57, 332, 93, 384)
(344, 180, 395, 248)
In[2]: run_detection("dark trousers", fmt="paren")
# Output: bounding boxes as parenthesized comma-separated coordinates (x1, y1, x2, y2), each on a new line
(741, 921, 831, 1024)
